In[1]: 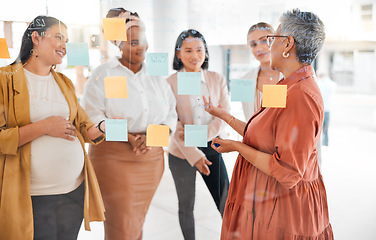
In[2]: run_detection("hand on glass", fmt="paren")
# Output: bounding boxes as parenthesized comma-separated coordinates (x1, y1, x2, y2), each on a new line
(176, 127, 185, 141)
(43, 116, 77, 141)
(194, 156, 212, 176)
(203, 96, 227, 119)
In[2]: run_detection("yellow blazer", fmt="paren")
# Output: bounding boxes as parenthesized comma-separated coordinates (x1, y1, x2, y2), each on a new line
(0, 64, 105, 240)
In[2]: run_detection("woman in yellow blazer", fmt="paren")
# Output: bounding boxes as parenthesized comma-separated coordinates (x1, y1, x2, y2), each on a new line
(0, 16, 105, 240)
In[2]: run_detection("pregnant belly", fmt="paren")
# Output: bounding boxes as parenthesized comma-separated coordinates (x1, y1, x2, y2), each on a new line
(30, 135, 85, 189)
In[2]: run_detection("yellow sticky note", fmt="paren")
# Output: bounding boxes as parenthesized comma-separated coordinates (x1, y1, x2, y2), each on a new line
(262, 85, 287, 108)
(146, 125, 170, 147)
(103, 18, 127, 41)
(0, 38, 10, 59)
(104, 76, 128, 98)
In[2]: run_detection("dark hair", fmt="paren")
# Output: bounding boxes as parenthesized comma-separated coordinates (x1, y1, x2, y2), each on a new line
(106, 7, 139, 23)
(280, 9, 325, 64)
(172, 29, 209, 71)
(11, 15, 67, 65)
(247, 22, 274, 36)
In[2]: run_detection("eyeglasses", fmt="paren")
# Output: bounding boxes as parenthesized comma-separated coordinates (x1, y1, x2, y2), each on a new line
(266, 35, 289, 47)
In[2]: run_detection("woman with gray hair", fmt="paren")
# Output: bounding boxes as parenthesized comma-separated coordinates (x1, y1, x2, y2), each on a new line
(203, 9, 333, 239)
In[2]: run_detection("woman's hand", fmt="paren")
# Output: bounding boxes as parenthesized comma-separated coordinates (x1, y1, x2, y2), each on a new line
(43, 116, 77, 141)
(176, 127, 185, 141)
(203, 96, 228, 120)
(211, 137, 238, 153)
(194, 157, 212, 176)
(129, 134, 151, 155)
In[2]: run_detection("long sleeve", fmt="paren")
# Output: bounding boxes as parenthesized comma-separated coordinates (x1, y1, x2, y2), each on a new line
(172, 120, 205, 166)
(0, 96, 19, 155)
(207, 73, 230, 140)
(160, 83, 178, 135)
(81, 68, 108, 126)
(269, 84, 323, 189)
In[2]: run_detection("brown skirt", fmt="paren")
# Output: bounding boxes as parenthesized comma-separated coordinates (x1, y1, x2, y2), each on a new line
(89, 141, 164, 240)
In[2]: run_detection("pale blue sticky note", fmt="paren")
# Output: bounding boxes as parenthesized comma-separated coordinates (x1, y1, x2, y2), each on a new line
(184, 125, 207, 147)
(177, 72, 201, 95)
(66, 43, 90, 66)
(231, 79, 256, 102)
(146, 53, 168, 76)
(105, 119, 128, 142)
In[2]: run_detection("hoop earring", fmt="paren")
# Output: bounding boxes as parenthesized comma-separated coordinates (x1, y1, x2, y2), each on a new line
(282, 52, 289, 58)
(30, 49, 38, 58)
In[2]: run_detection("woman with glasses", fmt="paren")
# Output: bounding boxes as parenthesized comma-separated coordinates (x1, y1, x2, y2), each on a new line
(204, 9, 333, 239)
(242, 22, 281, 120)
(82, 8, 177, 240)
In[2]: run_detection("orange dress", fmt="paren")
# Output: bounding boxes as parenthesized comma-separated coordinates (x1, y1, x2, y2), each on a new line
(221, 65, 334, 239)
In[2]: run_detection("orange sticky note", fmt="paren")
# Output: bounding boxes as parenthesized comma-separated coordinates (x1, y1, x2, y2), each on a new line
(262, 85, 287, 108)
(103, 18, 127, 41)
(146, 125, 170, 147)
(0, 38, 10, 59)
(104, 76, 128, 98)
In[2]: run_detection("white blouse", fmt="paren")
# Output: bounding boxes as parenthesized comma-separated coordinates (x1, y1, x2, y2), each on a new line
(24, 69, 84, 196)
(82, 57, 177, 133)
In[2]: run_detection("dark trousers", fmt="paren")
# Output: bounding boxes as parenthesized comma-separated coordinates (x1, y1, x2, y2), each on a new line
(322, 112, 330, 146)
(169, 142, 229, 240)
(31, 182, 84, 240)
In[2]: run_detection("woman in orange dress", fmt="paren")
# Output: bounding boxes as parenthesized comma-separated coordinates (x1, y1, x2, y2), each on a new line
(203, 9, 334, 239)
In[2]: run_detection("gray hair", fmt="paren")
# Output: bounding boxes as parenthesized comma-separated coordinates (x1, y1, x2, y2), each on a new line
(280, 9, 325, 64)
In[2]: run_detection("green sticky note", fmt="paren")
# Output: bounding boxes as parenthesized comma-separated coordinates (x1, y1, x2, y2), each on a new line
(105, 119, 128, 142)
(231, 79, 256, 102)
(146, 53, 168, 76)
(178, 72, 201, 95)
(66, 43, 90, 66)
(184, 125, 207, 147)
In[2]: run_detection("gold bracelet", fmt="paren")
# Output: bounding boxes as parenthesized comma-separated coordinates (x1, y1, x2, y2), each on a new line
(227, 116, 235, 125)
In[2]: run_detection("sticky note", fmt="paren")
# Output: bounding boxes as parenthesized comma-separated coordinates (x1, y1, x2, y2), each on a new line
(104, 76, 128, 98)
(184, 125, 208, 147)
(105, 119, 128, 141)
(146, 124, 170, 147)
(66, 43, 89, 66)
(177, 72, 201, 95)
(146, 53, 168, 76)
(231, 79, 256, 102)
(262, 85, 287, 108)
(103, 18, 127, 41)
(0, 38, 10, 59)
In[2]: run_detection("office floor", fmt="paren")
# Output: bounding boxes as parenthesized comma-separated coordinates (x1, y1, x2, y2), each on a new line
(78, 93, 376, 240)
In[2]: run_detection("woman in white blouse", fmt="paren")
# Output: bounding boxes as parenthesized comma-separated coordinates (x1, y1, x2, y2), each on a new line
(82, 8, 177, 240)
(167, 29, 230, 240)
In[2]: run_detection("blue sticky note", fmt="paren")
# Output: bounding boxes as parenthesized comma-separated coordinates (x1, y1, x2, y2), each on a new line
(146, 53, 168, 76)
(177, 72, 201, 95)
(66, 43, 90, 66)
(105, 119, 128, 142)
(230, 79, 256, 102)
(184, 125, 207, 147)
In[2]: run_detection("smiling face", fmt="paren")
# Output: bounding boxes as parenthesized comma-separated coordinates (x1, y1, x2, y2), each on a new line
(34, 24, 68, 66)
(247, 29, 272, 64)
(119, 26, 148, 66)
(177, 36, 206, 72)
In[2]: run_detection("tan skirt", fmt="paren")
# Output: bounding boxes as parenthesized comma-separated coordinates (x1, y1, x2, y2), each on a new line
(89, 141, 164, 240)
